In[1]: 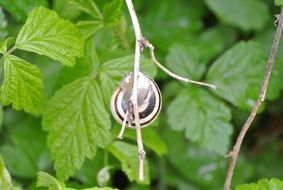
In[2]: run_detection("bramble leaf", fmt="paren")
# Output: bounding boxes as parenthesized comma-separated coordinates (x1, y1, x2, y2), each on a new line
(167, 87, 233, 154)
(42, 77, 112, 181)
(103, 0, 123, 27)
(0, 0, 48, 22)
(16, 7, 84, 66)
(77, 21, 103, 40)
(0, 37, 15, 54)
(68, 0, 102, 19)
(0, 155, 21, 190)
(205, 0, 269, 31)
(108, 141, 150, 184)
(112, 126, 167, 156)
(166, 44, 206, 80)
(0, 114, 51, 178)
(164, 129, 254, 188)
(206, 41, 265, 110)
(37, 171, 66, 190)
(0, 55, 43, 113)
(37, 171, 116, 190)
(236, 178, 283, 190)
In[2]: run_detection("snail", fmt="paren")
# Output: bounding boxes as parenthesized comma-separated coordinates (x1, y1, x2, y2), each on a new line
(110, 71, 162, 128)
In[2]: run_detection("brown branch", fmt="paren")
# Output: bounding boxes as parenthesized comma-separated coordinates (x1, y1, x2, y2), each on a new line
(224, 11, 283, 190)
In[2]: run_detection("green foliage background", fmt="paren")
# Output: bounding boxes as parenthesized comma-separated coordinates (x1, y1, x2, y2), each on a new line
(0, 0, 283, 189)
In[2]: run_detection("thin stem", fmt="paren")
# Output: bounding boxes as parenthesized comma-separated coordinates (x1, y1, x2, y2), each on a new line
(118, 111, 128, 139)
(143, 39, 216, 89)
(224, 11, 283, 190)
(125, 0, 146, 181)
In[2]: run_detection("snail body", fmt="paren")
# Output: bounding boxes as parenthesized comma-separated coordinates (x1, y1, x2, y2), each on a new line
(110, 71, 162, 128)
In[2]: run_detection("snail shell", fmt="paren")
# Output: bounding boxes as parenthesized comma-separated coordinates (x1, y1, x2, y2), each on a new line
(110, 71, 162, 128)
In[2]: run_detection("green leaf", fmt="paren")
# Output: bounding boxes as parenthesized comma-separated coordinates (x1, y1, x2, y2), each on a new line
(164, 129, 254, 188)
(141, 0, 204, 52)
(99, 55, 157, 104)
(108, 141, 150, 184)
(0, 155, 12, 190)
(166, 44, 206, 80)
(68, 0, 102, 19)
(77, 21, 103, 40)
(42, 77, 112, 181)
(37, 172, 115, 190)
(37, 171, 65, 190)
(0, 37, 15, 54)
(0, 8, 7, 40)
(206, 41, 265, 110)
(0, 113, 51, 178)
(167, 87, 233, 154)
(205, 0, 269, 31)
(197, 25, 237, 62)
(236, 178, 283, 190)
(103, 0, 123, 27)
(0, 0, 48, 22)
(53, 39, 97, 91)
(0, 155, 21, 190)
(275, 0, 283, 7)
(0, 55, 43, 113)
(16, 7, 84, 66)
(111, 126, 168, 156)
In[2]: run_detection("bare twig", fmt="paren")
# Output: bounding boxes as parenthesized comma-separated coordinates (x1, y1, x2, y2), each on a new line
(143, 40, 217, 89)
(125, 0, 146, 181)
(117, 111, 128, 139)
(224, 11, 283, 190)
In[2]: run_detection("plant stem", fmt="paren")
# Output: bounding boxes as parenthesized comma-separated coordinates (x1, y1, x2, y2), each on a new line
(224, 10, 283, 190)
(125, 0, 146, 181)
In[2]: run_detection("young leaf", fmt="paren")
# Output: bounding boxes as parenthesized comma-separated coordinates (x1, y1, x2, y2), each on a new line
(16, 7, 84, 66)
(205, 0, 269, 31)
(77, 21, 103, 40)
(0, 55, 43, 113)
(0, 155, 21, 190)
(68, 0, 102, 19)
(37, 171, 66, 190)
(0, 37, 15, 54)
(206, 41, 265, 110)
(236, 178, 283, 190)
(103, 0, 123, 27)
(42, 77, 112, 181)
(108, 141, 150, 184)
(0, 0, 48, 22)
(0, 155, 11, 190)
(167, 87, 233, 154)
